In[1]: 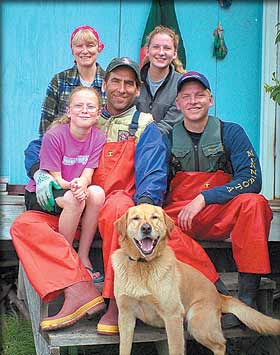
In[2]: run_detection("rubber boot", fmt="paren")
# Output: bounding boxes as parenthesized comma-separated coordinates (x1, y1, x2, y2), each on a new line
(215, 278, 242, 329)
(40, 281, 105, 331)
(215, 278, 230, 295)
(238, 272, 261, 308)
(97, 298, 119, 335)
(221, 272, 261, 329)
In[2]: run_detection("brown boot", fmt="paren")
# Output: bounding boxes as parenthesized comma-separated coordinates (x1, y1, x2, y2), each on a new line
(97, 298, 119, 335)
(40, 280, 105, 331)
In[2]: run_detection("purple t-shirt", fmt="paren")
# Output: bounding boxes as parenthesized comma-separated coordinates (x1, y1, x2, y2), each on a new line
(26, 124, 106, 192)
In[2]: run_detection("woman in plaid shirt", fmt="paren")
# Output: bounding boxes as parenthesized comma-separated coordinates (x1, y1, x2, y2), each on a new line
(39, 25, 106, 137)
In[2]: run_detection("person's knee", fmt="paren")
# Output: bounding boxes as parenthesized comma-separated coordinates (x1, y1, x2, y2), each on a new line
(10, 211, 43, 239)
(235, 193, 267, 207)
(11, 210, 44, 229)
(235, 193, 272, 221)
(63, 190, 85, 211)
(87, 185, 105, 207)
(10, 216, 23, 240)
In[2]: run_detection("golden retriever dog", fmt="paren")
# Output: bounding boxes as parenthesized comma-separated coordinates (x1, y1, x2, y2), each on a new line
(112, 204, 280, 355)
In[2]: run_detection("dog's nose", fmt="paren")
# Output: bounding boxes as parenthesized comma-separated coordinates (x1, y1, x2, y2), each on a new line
(141, 223, 152, 235)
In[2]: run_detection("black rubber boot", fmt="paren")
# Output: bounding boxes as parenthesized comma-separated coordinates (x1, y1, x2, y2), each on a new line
(214, 278, 230, 295)
(238, 272, 261, 308)
(215, 278, 242, 329)
(221, 273, 261, 330)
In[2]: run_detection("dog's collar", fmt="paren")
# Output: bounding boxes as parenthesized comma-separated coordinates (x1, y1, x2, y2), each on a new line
(128, 256, 147, 263)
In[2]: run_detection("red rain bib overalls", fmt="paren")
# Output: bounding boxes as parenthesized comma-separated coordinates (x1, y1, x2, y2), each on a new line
(11, 114, 221, 302)
(164, 171, 272, 274)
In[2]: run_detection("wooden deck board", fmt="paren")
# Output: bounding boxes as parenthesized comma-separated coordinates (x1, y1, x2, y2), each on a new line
(45, 317, 260, 348)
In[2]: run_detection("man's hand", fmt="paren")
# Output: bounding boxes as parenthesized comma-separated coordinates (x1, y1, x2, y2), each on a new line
(34, 170, 62, 212)
(178, 194, 206, 232)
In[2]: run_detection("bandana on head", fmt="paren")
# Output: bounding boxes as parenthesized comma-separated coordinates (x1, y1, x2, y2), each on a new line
(70, 25, 104, 52)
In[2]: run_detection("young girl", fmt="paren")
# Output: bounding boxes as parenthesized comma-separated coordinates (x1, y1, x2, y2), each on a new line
(25, 86, 106, 282)
(136, 25, 186, 138)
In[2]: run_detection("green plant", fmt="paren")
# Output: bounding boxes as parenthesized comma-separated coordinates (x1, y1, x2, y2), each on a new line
(264, 23, 280, 105)
(264, 72, 280, 105)
(1, 315, 36, 355)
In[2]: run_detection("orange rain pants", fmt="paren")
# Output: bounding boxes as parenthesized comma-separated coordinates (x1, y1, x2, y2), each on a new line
(11, 139, 234, 303)
(94, 139, 219, 299)
(11, 211, 91, 302)
(10, 139, 138, 303)
(164, 171, 272, 274)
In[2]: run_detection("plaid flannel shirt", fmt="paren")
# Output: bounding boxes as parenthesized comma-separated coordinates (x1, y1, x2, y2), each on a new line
(39, 63, 106, 137)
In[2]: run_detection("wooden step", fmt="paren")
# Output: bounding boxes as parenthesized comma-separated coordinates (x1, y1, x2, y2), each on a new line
(44, 316, 259, 351)
(21, 264, 277, 355)
(46, 273, 276, 343)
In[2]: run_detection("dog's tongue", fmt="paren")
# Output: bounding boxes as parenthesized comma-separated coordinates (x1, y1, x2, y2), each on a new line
(140, 238, 154, 253)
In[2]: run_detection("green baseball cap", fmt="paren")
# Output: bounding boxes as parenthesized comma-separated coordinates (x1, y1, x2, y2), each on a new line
(106, 57, 141, 85)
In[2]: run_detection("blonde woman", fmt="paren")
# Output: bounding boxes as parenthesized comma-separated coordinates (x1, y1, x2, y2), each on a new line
(39, 25, 106, 136)
(136, 25, 186, 137)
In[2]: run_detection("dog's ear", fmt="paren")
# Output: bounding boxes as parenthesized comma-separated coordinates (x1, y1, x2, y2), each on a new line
(163, 211, 175, 238)
(114, 211, 128, 240)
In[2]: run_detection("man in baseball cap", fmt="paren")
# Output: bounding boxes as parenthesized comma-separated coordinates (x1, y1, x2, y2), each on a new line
(177, 71, 211, 94)
(95, 63, 222, 336)
(105, 57, 142, 86)
(165, 70, 272, 329)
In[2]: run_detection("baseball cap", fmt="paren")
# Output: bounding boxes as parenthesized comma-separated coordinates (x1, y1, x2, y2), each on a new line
(106, 57, 141, 85)
(177, 71, 211, 94)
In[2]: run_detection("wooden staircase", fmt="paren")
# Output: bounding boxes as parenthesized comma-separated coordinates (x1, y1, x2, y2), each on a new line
(1, 187, 280, 354)
(20, 232, 279, 355)
(21, 267, 277, 355)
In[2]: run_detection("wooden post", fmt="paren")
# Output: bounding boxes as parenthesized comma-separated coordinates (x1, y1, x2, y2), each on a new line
(22, 267, 50, 355)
